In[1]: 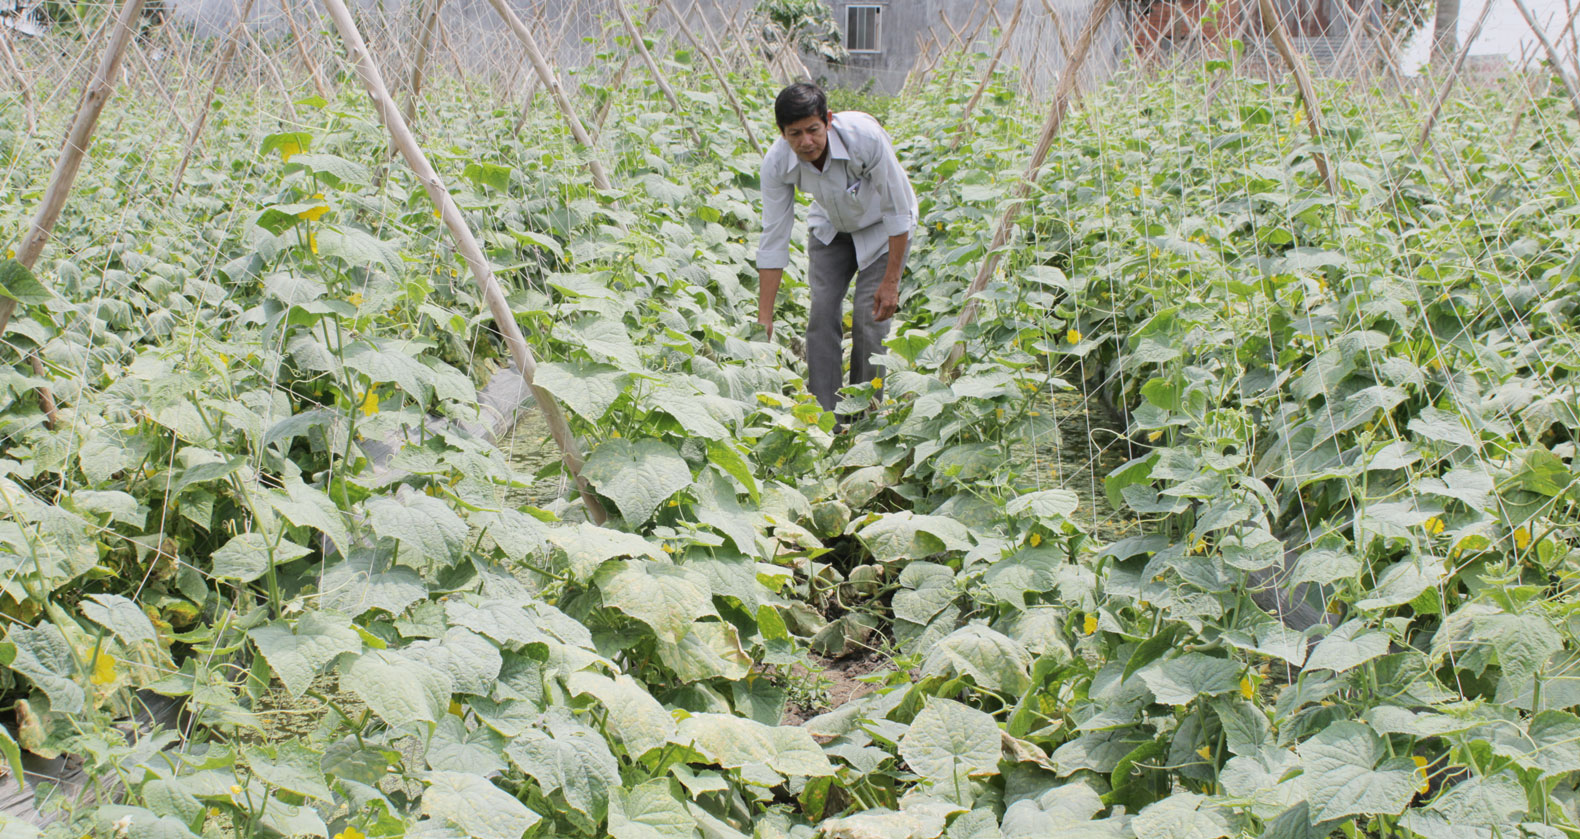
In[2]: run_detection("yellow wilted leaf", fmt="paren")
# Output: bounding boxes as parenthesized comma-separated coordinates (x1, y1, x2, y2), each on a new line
(1192, 537, 1208, 555)
(1196, 745, 1211, 760)
(1515, 527, 1532, 550)
(347, 293, 364, 307)
(308, 231, 318, 255)
(277, 140, 301, 162)
(1029, 533, 1042, 547)
(448, 701, 463, 716)
(995, 408, 1004, 420)
(90, 651, 117, 685)
(1240, 677, 1254, 699)
(335, 828, 367, 839)
(1423, 516, 1445, 536)
(1327, 598, 1344, 614)
(360, 391, 379, 417)
(1082, 613, 1098, 635)
(1412, 755, 1430, 794)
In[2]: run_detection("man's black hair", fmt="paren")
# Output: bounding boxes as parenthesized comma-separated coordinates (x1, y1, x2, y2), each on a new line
(775, 82, 829, 130)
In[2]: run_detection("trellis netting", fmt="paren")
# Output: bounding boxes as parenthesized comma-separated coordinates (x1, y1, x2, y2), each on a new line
(1, 0, 1579, 837)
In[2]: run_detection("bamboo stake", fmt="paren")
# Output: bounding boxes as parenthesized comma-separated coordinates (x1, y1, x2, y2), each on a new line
(938, 10, 966, 49)
(1255, 0, 1338, 196)
(319, 0, 609, 524)
(659, 0, 761, 153)
(950, 0, 1026, 149)
(1415, 0, 1495, 155)
(1, 30, 38, 135)
(963, 0, 995, 50)
(402, 0, 445, 127)
(484, 0, 612, 191)
(591, 4, 663, 137)
(943, 0, 1117, 373)
(514, 2, 578, 136)
(170, 0, 261, 193)
(613, 0, 701, 145)
(685, 0, 732, 69)
(280, 0, 331, 101)
(1, 0, 150, 426)
(1512, 0, 1580, 124)
(436, 15, 467, 80)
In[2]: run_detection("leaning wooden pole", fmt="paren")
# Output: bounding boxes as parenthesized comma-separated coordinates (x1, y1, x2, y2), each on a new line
(943, 0, 1116, 373)
(1511, 0, 1580, 124)
(950, 0, 1026, 149)
(1255, 0, 1338, 196)
(320, 0, 609, 524)
(280, 0, 331, 100)
(484, 0, 612, 190)
(659, 0, 761, 153)
(514, 4, 578, 137)
(0, 0, 149, 426)
(0, 31, 37, 135)
(1415, 0, 1495, 155)
(402, 0, 446, 126)
(613, 0, 700, 145)
(170, 0, 261, 193)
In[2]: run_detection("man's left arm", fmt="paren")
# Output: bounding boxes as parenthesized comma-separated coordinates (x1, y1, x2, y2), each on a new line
(868, 126, 916, 323)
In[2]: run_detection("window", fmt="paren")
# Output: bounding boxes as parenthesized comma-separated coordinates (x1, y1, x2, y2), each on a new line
(846, 5, 881, 53)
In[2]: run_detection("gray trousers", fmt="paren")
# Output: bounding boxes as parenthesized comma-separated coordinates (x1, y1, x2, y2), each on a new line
(807, 233, 900, 412)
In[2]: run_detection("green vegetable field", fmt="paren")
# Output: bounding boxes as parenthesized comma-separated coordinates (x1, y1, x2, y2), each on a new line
(2, 3, 1579, 838)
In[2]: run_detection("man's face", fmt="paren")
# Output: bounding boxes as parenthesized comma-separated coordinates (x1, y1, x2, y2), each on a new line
(781, 113, 830, 163)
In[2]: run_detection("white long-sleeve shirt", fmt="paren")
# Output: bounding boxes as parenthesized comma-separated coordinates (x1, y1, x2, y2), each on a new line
(755, 111, 919, 272)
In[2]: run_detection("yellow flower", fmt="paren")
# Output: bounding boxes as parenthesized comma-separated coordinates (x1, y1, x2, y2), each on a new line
(1423, 516, 1445, 536)
(297, 204, 328, 222)
(1132, 185, 1141, 197)
(871, 377, 883, 390)
(1147, 430, 1163, 442)
(208, 808, 221, 818)
(1151, 248, 1161, 259)
(360, 391, 379, 417)
(1082, 613, 1098, 635)
(1029, 533, 1042, 547)
(1066, 329, 1082, 344)
(4, 248, 14, 259)
(995, 408, 1004, 420)
(1240, 676, 1254, 699)
(610, 430, 621, 438)
(347, 293, 364, 307)
(1327, 598, 1344, 614)
(668, 499, 679, 507)
(1192, 536, 1207, 555)
(335, 829, 367, 839)
(90, 651, 117, 685)
(1196, 745, 1211, 760)
(1515, 527, 1532, 550)
(662, 544, 674, 554)
(433, 207, 443, 219)
(308, 231, 319, 255)
(1412, 755, 1430, 794)
(229, 784, 242, 796)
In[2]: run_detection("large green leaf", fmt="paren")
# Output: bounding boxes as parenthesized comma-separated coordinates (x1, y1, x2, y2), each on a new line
(421, 770, 542, 839)
(80, 593, 158, 646)
(1132, 792, 1231, 839)
(5, 624, 84, 714)
(674, 713, 834, 777)
(1299, 721, 1418, 822)
(340, 650, 451, 728)
(856, 512, 974, 563)
(535, 360, 627, 421)
(505, 708, 621, 821)
(565, 671, 676, 758)
(1303, 621, 1389, 674)
(597, 560, 717, 642)
(898, 698, 1001, 785)
(582, 438, 692, 524)
(548, 523, 663, 581)
(366, 493, 467, 569)
(210, 533, 312, 583)
(404, 628, 503, 696)
(919, 624, 1032, 694)
(243, 740, 332, 801)
(248, 612, 361, 699)
(319, 550, 427, 617)
(1138, 653, 1240, 705)
(608, 779, 697, 839)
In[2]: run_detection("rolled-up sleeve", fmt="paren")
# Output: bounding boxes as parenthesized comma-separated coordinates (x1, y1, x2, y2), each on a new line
(756, 158, 795, 271)
(871, 131, 916, 238)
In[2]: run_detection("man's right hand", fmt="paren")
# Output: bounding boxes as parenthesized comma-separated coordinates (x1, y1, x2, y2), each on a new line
(757, 267, 784, 341)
